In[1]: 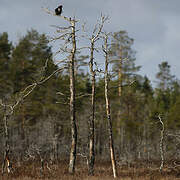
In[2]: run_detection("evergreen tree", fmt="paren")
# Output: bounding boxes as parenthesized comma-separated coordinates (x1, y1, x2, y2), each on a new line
(168, 94, 180, 129)
(156, 61, 175, 91)
(0, 32, 13, 98)
(11, 29, 53, 93)
(10, 29, 58, 142)
(109, 31, 141, 153)
(166, 80, 180, 129)
(109, 31, 141, 91)
(155, 61, 175, 114)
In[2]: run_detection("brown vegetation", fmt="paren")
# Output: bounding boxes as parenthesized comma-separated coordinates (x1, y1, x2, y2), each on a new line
(1, 160, 180, 180)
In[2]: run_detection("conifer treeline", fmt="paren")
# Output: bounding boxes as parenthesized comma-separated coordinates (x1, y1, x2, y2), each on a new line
(0, 29, 180, 162)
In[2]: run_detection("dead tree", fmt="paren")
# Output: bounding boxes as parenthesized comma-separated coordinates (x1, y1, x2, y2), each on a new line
(103, 33, 117, 178)
(68, 18, 77, 174)
(0, 61, 64, 175)
(43, 8, 78, 174)
(88, 15, 107, 175)
(1, 103, 11, 175)
(158, 115, 165, 173)
(25, 144, 51, 176)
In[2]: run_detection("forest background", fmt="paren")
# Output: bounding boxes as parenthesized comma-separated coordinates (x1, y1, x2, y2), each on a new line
(1, 1, 180, 179)
(0, 27, 180, 164)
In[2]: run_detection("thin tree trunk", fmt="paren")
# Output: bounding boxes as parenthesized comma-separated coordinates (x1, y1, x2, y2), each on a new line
(88, 40, 95, 175)
(2, 105, 11, 175)
(158, 115, 164, 173)
(87, 15, 107, 175)
(68, 19, 77, 174)
(104, 35, 117, 178)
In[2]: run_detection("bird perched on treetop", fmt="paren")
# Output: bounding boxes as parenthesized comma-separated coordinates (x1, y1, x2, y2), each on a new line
(55, 5, 63, 15)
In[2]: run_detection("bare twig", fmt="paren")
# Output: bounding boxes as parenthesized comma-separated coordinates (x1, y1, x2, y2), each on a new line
(77, 153, 89, 166)
(109, 80, 135, 90)
(76, 93, 91, 99)
(0, 66, 64, 115)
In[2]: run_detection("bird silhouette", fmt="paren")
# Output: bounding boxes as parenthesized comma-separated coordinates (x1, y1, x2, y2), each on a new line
(55, 5, 63, 16)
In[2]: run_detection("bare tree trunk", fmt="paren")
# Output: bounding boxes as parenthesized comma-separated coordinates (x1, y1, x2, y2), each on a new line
(68, 19, 77, 174)
(158, 115, 164, 173)
(42, 9, 78, 174)
(88, 40, 95, 175)
(2, 105, 11, 175)
(87, 15, 107, 175)
(103, 34, 117, 178)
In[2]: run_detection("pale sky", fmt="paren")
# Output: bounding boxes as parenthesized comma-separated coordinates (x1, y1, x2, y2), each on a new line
(1, 0, 180, 83)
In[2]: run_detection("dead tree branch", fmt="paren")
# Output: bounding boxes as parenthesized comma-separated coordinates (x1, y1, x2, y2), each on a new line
(0, 61, 65, 175)
(43, 8, 78, 23)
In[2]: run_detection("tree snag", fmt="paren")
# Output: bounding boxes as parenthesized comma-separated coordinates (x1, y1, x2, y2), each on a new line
(88, 15, 107, 175)
(2, 104, 11, 175)
(103, 33, 117, 178)
(43, 8, 78, 174)
(88, 38, 95, 175)
(68, 18, 77, 174)
(158, 115, 165, 173)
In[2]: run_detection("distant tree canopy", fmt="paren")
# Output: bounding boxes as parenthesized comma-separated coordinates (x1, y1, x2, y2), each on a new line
(0, 32, 13, 97)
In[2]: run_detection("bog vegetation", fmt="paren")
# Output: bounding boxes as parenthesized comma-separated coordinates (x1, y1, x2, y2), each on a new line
(0, 8, 180, 179)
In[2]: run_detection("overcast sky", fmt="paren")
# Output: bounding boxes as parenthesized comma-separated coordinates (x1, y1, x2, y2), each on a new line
(1, 0, 180, 83)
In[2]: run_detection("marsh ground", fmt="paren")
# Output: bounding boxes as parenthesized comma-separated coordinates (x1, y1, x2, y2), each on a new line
(1, 160, 180, 180)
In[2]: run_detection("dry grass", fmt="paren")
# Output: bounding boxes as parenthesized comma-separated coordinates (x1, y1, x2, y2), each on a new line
(1, 160, 180, 180)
